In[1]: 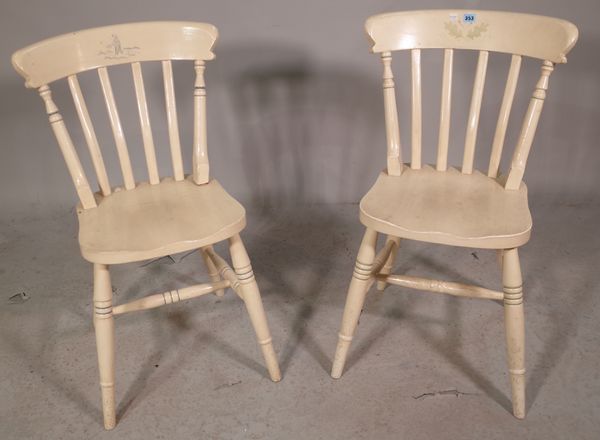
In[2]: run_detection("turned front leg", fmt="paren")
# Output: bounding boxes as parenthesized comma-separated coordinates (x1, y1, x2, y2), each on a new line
(502, 248, 526, 419)
(229, 234, 281, 382)
(331, 228, 378, 378)
(93, 263, 116, 429)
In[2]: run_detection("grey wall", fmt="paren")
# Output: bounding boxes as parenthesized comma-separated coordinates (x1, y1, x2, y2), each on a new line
(1, 0, 599, 216)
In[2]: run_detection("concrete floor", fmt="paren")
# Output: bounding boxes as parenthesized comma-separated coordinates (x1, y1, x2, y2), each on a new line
(1, 202, 599, 439)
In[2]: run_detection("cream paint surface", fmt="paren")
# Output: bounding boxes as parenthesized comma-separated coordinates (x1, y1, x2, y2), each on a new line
(1, 0, 599, 216)
(359, 167, 531, 249)
(77, 177, 246, 264)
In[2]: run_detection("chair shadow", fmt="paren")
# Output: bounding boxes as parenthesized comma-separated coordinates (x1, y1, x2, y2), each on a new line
(212, 42, 383, 214)
(215, 42, 384, 376)
(244, 212, 339, 375)
(115, 303, 270, 422)
(114, 262, 269, 423)
(0, 309, 102, 424)
(343, 248, 512, 412)
(345, 209, 600, 415)
(523, 204, 600, 412)
(410, 297, 512, 412)
(342, 257, 413, 373)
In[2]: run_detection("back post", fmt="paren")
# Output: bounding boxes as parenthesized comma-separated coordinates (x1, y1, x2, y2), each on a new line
(381, 52, 403, 176)
(193, 60, 209, 184)
(505, 61, 554, 190)
(38, 85, 96, 209)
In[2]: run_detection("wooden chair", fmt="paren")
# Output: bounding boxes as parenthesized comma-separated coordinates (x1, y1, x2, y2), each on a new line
(331, 10, 578, 418)
(12, 22, 281, 430)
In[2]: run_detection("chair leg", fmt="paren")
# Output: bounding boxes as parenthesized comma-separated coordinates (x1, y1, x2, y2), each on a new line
(331, 228, 378, 378)
(376, 235, 400, 291)
(93, 263, 116, 430)
(200, 246, 225, 297)
(229, 234, 281, 382)
(496, 249, 504, 269)
(502, 248, 526, 419)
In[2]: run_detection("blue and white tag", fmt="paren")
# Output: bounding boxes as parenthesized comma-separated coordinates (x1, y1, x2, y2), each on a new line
(462, 13, 477, 24)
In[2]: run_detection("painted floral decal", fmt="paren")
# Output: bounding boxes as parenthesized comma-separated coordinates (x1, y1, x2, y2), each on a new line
(445, 21, 489, 40)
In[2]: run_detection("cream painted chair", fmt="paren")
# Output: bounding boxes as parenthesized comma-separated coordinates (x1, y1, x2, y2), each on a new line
(12, 22, 281, 430)
(331, 10, 578, 418)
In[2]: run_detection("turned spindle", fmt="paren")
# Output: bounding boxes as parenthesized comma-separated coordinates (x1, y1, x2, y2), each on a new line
(505, 61, 554, 190)
(38, 85, 96, 209)
(381, 52, 402, 175)
(193, 60, 210, 184)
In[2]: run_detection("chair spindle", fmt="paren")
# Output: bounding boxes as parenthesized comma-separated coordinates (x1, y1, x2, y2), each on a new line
(98, 67, 136, 190)
(437, 49, 454, 171)
(462, 51, 489, 174)
(488, 55, 522, 178)
(193, 60, 209, 184)
(68, 75, 111, 196)
(411, 49, 422, 170)
(505, 61, 554, 190)
(162, 60, 185, 181)
(38, 85, 96, 209)
(381, 52, 403, 175)
(131, 62, 160, 185)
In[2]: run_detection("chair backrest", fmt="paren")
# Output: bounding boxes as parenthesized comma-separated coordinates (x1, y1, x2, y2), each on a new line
(365, 10, 578, 189)
(12, 22, 218, 209)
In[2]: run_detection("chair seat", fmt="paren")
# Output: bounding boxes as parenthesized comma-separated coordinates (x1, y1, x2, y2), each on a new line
(359, 166, 532, 249)
(77, 177, 246, 264)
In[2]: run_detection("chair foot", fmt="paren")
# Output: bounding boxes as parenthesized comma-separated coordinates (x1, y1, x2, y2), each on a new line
(331, 333, 353, 378)
(502, 248, 526, 419)
(509, 370, 526, 419)
(258, 337, 282, 382)
(331, 228, 378, 378)
(93, 263, 116, 430)
(99, 384, 116, 429)
(229, 234, 281, 382)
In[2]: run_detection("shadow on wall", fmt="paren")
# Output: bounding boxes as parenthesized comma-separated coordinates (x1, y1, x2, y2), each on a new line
(210, 39, 600, 208)
(2, 36, 599, 218)
(0, 43, 386, 215)
(210, 43, 385, 211)
(525, 35, 600, 202)
(200, 44, 387, 376)
(0, 76, 70, 214)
